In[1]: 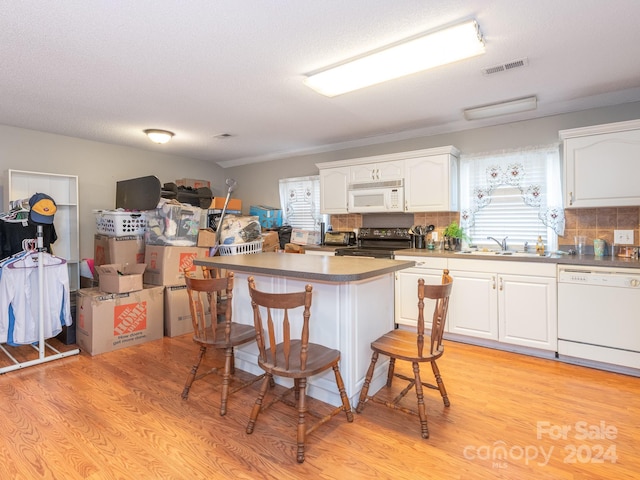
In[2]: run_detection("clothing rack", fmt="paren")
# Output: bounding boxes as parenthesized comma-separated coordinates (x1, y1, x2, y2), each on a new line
(0, 225, 79, 374)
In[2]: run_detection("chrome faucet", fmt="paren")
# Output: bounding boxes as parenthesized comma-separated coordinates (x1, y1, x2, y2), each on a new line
(487, 236, 508, 251)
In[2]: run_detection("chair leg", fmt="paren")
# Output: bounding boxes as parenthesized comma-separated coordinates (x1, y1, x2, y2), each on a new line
(412, 362, 429, 439)
(219, 347, 233, 416)
(386, 357, 396, 387)
(332, 364, 354, 422)
(356, 351, 379, 413)
(229, 347, 236, 375)
(182, 345, 207, 399)
(246, 373, 273, 434)
(296, 377, 307, 463)
(431, 360, 450, 407)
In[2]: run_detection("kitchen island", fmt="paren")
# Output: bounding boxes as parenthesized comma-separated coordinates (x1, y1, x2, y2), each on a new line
(195, 253, 415, 406)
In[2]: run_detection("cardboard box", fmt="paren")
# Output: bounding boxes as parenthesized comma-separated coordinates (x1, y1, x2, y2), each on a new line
(76, 286, 164, 356)
(96, 263, 146, 294)
(175, 178, 211, 189)
(290, 228, 321, 245)
(261, 231, 279, 252)
(94, 234, 145, 268)
(197, 228, 217, 247)
(164, 284, 212, 337)
(143, 245, 209, 286)
(209, 197, 242, 211)
(249, 205, 283, 229)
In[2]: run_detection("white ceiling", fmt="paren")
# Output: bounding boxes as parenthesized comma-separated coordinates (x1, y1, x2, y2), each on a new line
(2, 1, 640, 168)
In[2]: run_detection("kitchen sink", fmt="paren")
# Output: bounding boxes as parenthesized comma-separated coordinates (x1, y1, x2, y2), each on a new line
(455, 250, 546, 257)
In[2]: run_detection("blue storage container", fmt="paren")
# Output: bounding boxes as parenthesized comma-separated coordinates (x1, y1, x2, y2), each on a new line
(249, 205, 283, 229)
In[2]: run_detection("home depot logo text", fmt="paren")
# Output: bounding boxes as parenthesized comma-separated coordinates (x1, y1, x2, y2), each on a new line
(179, 253, 197, 273)
(113, 301, 147, 335)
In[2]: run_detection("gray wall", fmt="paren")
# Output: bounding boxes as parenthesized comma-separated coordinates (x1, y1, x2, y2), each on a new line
(226, 101, 640, 210)
(1, 101, 639, 260)
(0, 125, 225, 260)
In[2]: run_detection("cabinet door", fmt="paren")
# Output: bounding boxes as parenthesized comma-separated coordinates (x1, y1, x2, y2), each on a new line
(394, 268, 445, 328)
(563, 128, 640, 208)
(351, 160, 404, 182)
(319, 167, 349, 214)
(499, 274, 557, 350)
(405, 154, 458, 212)
(447, 270, 498, 340)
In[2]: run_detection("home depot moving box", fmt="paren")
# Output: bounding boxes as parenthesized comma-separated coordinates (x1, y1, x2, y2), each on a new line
(143, 245, 209, 285)
(164, 284, 212, 337)
(95, 263, 146, 294)
(76, 285, 164, 355)
(94, 234, 145, 268)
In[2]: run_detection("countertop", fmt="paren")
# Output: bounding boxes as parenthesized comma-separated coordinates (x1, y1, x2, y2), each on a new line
(195, 252, 415, 282)
(393, 248, 640, 269)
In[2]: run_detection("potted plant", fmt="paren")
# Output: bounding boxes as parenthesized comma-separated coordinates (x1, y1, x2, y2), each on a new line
(443, 221, 467, 251)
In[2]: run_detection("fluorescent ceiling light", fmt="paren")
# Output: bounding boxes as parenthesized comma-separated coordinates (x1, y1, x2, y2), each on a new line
(144, 129, 174, 144)
(464, 96, 538, 120)
(304, 20, 485, 97)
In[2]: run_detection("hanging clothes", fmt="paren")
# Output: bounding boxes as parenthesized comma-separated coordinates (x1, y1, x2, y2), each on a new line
(0, 251, 71, 345)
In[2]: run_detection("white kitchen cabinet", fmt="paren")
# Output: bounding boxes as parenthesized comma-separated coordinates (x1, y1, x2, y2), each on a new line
(560, 119, 640, 208)
(350, 160, 404, 183)
(447, 259, 557, 351)
(5, 169, 80, 292)
(319, 167, 350, 214)
(316, 146, 459, 214)
(404, 151, 459, 212)
(394, 255, 448, 328)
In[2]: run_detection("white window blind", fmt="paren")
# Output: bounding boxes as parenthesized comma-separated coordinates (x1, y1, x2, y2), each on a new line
(278, 175, 326, 230)
(460, 145, 563, 251)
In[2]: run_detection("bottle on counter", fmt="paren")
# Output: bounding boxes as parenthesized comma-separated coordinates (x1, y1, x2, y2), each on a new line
(536, 236, 545, 256)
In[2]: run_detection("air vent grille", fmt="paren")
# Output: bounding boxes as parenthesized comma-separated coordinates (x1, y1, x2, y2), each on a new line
(482, 57, 529, 76)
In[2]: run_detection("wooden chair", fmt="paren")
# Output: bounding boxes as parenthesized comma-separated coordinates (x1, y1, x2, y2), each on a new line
(245, 276, 354, 463)
(181, 271, 263, 416)
(356, 269, 453, 439)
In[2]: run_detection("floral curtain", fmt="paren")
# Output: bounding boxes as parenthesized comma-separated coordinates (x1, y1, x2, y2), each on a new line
(278, 175, 322, 230)
(460, 144, 565, 235)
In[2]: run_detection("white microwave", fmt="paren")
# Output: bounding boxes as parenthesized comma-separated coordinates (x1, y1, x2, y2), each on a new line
(348, 179, 404, 213)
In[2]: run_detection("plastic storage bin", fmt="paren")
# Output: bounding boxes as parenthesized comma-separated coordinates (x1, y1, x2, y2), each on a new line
(94, 210, 147, 236)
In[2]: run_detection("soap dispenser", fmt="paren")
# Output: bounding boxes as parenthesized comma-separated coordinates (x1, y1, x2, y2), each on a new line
(536, 236, 545, 256)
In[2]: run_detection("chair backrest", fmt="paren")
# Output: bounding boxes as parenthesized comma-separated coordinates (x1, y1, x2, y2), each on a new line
(184, 270, 234, 342)
(247, 276, 313, 371)
(417, 269, 453, 358)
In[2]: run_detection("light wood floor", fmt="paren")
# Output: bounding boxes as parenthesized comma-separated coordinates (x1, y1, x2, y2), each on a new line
(1, 335, 639, 479)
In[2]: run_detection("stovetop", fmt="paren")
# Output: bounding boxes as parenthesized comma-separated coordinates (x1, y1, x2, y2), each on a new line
(335, 227, 412, 258)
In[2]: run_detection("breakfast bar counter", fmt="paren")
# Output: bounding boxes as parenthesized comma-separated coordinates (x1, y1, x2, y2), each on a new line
(195, 253, 415, 406)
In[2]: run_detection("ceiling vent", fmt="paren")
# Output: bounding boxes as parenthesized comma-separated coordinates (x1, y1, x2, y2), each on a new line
(482, 57, 529, 76)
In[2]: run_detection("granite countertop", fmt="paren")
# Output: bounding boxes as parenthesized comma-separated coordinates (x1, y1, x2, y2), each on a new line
(394, 248, 640, 269)
(195, 252, 415, 282)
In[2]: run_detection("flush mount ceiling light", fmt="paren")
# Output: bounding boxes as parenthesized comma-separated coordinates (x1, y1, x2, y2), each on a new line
(303, 19, 485, 97)
(463, 96, 538, 120)
(144, 129, 174, 144)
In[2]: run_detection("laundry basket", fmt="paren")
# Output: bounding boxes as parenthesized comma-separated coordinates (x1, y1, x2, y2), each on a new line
(217, 239, 263, 256)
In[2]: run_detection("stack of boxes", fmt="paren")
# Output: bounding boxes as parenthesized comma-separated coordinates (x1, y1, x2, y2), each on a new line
(144, 199, 210, 337)
(77, 210, 163, 355)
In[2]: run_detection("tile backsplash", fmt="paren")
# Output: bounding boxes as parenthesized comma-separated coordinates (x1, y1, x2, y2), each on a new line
(330, 207, 640, 247)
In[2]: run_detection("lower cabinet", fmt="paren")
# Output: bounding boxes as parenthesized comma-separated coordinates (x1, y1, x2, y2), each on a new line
(394, 255, 448, 328)
(441, 259, 557, 351)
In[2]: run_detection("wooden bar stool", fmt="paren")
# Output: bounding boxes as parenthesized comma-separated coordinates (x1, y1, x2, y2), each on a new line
(356, 269, 453, 439)
(245, 276, 353, 463)
(181, 270, 264, 416)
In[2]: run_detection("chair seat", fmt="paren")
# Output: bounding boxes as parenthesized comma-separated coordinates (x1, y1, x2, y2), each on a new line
(258, 340, 341, 379)
(193, 322, 256, 348)
(371, 329, 444, 363)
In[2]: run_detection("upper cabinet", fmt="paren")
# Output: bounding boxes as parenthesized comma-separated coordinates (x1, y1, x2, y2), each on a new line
(319, 166, 350, 214)
(350, 160, 404, 183)
(404, 151, 459, 212)
(560, 119, 640, 208)
(317, 146, 459, 214)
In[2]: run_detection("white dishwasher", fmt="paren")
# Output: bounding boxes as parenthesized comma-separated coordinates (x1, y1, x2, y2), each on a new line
(557, 265, 640, 375)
